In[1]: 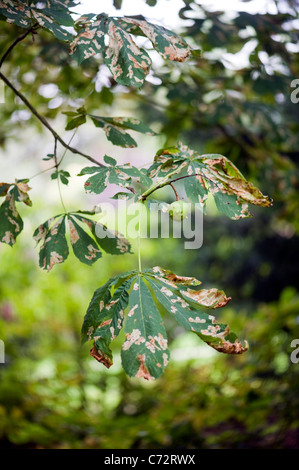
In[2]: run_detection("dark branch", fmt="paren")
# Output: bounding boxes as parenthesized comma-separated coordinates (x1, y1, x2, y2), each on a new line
(0, 70, 104, 167)
(0, 23, 39, 69)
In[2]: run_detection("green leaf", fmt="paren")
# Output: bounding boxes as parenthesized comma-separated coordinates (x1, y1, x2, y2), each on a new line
(35, 216, 69, 271)
(60, 175, 69, 186)
(104, 155, 117, 166)
(65, 114, 86, 130)
(105, 18, 152, 87)
(43, 153, 55, 161)
(89, 115, 157, 148)
(0, 194, 24, 246)
(31, 8, 74, 41)
(68, 216, 102, 265)
(78, 164, 145, 195)
(183, 161, 209, 206)
(90, 116, 136, 148)
(121, 274, 170, 380)
(70, 14, 108, 64)
(79, 167, 108, 195)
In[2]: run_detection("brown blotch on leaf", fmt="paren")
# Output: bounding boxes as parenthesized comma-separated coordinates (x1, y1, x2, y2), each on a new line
(135, 354, 154, 381)
(210, 340, 249, 355)
(185, 288, 231, 308)
(90, 345, 113, 368)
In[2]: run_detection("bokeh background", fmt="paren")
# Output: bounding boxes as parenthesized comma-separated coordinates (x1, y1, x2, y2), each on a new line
(0, 0, 299, 449)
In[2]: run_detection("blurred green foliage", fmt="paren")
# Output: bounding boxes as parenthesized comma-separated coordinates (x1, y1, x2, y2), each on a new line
(0, 0, 299, 449)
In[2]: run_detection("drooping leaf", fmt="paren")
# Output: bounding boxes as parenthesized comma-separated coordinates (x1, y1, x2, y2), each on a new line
(34, 215, 69, 271)
(121, 274, 170, 380)
(85, 268, 247, 379)
(69, 13, 191, 87)
(81, 272, 136, 343)
(68, 216, 102, 265)
(123, 16, 191, 62)
(105, 18, 152, 87)
(0, 194, 24, 246)
(90, 279, 132, 367)
(146, 272, 248, 355)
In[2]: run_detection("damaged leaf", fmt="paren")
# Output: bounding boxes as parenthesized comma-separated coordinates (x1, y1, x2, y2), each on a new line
(72, 213, 132, 255)
(70, 14, 191, 87)
(78, 162, 151, 196)
(90, 279, 131, 367)
(146, 272, 248, 356)
(68, 216, 102, 265)
(0, 194, 24, 246)
(121, 275, 170, 380)
(85, 268, 247, 380)
(34, 215, 69, 271)
(0, 0, 75, 40)
(105, 17, 152, 87)
(123, 16, 191, 62)
(147, 143, 272, 219)
(70, 13, 107, 64)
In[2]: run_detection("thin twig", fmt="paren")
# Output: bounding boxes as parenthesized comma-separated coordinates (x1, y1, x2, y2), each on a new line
(0, 23, 39, 69)
(53, 137, 67, 214)
(169, 182, 179, 200)
(0, 70, 104, 167)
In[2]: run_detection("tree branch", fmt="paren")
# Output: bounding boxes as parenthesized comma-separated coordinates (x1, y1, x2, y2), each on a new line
(0, 23, 39, 69)
(0, 70, 104, 167)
